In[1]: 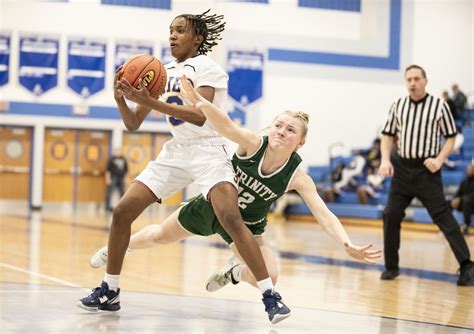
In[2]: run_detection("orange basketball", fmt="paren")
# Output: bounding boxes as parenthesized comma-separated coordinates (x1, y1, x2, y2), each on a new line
(122, 54, 167, 98)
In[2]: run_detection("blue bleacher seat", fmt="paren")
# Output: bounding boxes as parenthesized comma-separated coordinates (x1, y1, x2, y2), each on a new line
(459, 109, 474, 125)
(336, 191, 359, 204)
(442, 170, 465, 186)
(308, 166, 330, 183)
(287, 202, 383, 219)
(412, 208, 470, 225)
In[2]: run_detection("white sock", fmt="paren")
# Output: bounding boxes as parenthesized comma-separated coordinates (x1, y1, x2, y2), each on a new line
(104, 273, 120, 292)
(231, 264, 244, 282)
(256, 277, 274, 294)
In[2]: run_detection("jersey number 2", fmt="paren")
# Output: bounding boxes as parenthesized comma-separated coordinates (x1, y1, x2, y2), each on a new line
(238, 186, 255, 209)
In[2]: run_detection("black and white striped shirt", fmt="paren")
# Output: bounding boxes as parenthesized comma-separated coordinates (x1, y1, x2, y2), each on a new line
(381, 94, 457, 159)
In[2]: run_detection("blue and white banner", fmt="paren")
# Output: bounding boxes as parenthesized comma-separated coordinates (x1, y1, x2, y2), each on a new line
(68, 39, 106, 97)
(228, 51, 263, 105)
(227, 51, 264, 125)
(19, 35, 59, 95)
(0, 32, 10, 87)
(115, 41, 153, 70)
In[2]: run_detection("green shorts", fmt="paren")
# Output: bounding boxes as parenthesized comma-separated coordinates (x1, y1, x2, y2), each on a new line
(178, 194, 267, 244)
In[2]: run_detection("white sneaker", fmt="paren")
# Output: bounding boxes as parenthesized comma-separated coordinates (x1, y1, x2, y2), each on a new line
(205, 256, 242, 292)
(89, 246, 108, 268)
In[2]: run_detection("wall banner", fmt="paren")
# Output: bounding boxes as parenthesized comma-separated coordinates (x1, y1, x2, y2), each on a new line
(19, 35, 59, 95)
(0, 32, 10, 87)
(227, 50, 264, 125)
(115, 41, 153, 70)
(68, 38, 106, 97)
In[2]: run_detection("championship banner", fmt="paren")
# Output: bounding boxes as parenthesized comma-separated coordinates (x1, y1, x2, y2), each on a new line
(68, 38, 106, 97)
(19, 35, 59, 95)
(0, 32, 10, 87)
(227, 50, 264, 125)
(115, 41, 153, 70)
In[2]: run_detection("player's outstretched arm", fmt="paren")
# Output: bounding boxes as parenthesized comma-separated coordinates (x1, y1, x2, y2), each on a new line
(290, 170, 382, 264)
(180, 75, 261, 153)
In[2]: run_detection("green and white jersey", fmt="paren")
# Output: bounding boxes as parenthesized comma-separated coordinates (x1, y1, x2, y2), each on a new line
(232, 136, 302, 225)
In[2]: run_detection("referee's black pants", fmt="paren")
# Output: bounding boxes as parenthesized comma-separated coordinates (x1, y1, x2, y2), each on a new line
(383, 156, 471, 270)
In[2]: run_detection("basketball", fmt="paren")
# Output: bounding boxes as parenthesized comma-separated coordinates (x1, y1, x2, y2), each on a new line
(122, 54, 167, 98)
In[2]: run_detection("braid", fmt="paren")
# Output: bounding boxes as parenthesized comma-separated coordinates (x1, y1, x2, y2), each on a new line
(178, 9, 226, 55)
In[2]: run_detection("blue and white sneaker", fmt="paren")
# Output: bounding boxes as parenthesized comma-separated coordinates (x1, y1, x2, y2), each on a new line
(262, 289, 291, 324)
(77, 281, 120, 312)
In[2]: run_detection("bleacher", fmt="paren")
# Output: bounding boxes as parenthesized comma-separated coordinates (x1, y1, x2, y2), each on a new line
(288, 109, 474, 224)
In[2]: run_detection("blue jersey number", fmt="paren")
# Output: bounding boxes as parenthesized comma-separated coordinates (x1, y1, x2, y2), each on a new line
(166, 95, 184, 126)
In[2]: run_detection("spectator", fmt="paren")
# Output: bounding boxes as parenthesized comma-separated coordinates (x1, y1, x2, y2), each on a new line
(357, 167, 385, 204)
(442, 90, 458, 121)
(364, 138, 382, 170)
(104, 148, 128, 212)
(450, 164, 474, 235)
(452, 84, 468, 112)
(444, 126, 464, 169)
(323, 161, 346, 202)
(323, 152, 366, 203)
(357, 138, 384, 204)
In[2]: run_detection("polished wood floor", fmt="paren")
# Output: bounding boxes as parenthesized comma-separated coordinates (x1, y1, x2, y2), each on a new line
(1, 201, 473, 333)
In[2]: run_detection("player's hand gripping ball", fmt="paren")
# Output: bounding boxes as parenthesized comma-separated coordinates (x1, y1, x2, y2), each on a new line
(121, 54, 167, 98)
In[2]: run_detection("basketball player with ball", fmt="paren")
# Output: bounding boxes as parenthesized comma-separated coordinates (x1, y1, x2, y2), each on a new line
(77, 9, 291, 323)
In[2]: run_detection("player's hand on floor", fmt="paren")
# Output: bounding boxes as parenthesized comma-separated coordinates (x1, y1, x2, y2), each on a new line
(344, 243, 382, 264)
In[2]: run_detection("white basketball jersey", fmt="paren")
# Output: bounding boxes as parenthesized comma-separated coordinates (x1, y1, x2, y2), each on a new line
(161, 55, 228, 139)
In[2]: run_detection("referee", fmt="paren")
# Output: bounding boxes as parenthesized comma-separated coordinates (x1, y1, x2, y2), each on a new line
(379, 64, 473, 286)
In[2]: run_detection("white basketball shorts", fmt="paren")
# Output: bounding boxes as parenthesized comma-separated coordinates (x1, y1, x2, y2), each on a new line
(135, 137, 237, 201)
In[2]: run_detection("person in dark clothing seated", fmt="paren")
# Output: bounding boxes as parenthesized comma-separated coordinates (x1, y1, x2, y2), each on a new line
(450, 164, 474, 235)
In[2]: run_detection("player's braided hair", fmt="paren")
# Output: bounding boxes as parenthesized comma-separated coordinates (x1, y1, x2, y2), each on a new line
(177, 9, 226, 55)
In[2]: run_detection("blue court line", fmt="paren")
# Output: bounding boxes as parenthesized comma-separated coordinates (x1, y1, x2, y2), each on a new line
(184, 239, 460, 284)
(269, 0, 401, 70)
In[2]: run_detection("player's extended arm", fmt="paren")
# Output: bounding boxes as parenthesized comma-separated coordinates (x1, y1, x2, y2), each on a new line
(290, 170, 381, 264)
(180, 75, 261, 154)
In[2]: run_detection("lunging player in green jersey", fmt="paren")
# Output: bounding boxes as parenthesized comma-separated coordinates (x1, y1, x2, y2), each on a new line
(90, 75, 381, 302)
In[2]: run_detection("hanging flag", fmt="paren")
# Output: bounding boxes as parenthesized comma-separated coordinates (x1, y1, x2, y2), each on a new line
(115, 41, 153, 70)
(68, 38, 106, 97)
(228, 51, 263, 105)
(19, 35, 59, 95)
(0, 32, 10, 87)
(227, 50, 264, 125)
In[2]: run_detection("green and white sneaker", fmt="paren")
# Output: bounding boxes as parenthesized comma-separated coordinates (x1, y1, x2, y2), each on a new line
(206, 257, 242, 292)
